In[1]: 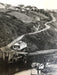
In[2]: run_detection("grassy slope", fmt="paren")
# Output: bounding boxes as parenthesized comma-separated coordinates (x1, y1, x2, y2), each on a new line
(0, 12, 39, 47)
(22, 11, 57, 52)
(0, 9, 57, 52)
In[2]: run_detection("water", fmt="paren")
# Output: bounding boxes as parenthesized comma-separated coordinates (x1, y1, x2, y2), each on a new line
(0, 52, 57, 75)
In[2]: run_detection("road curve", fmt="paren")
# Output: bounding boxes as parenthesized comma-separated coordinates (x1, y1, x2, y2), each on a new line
(6, 13, 56, 48)
(0, 13, 56, 54)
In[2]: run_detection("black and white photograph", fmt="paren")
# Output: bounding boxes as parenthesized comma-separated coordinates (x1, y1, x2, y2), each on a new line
(0, 0, 57, 75)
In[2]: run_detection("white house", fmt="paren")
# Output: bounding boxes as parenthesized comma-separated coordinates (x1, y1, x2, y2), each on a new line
(12, 41, 27, 51)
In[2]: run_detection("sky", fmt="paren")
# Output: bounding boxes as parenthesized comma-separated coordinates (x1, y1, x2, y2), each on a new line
(0, 0, 57, 9)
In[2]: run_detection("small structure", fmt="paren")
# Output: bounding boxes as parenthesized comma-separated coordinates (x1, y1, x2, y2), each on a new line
(31, 6, 38, 11)
(31, 62, 44, 75)
(12, 41, 27, 51)
(25, 6, 32, 11)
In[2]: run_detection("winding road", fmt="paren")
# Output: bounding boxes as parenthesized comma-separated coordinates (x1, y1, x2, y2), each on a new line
(7, 13, 55, 47)
(1, 12, 57, 55)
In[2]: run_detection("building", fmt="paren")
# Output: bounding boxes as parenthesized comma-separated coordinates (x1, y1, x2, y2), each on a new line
(12, 41, 27, 51)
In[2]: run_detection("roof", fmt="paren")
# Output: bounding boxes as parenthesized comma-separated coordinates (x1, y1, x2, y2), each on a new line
(13, 41, 27, 50)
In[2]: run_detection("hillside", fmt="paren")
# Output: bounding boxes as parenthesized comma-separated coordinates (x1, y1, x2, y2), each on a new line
(0, 12, 35, 47)
(21, 11, 57, 52)
(0, 3, 57, 52)
(0, 12, 42, 47)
